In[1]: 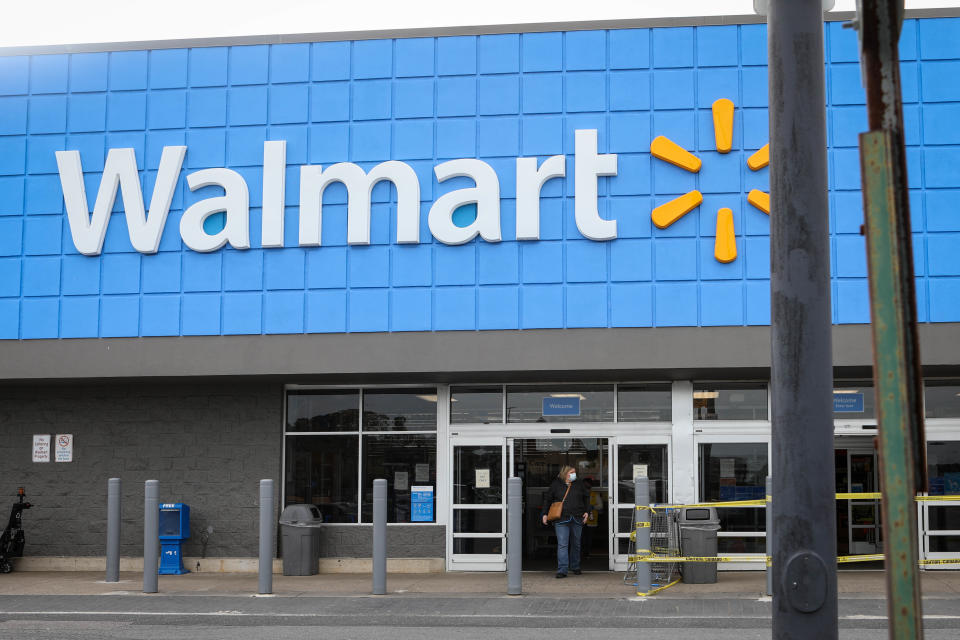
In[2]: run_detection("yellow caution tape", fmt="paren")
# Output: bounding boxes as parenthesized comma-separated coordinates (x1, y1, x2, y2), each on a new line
(629, 552, 960, 566)
(641, 500, 766, 509)
(635, 522, 651, 529)
(837, 554, 885, 563)
(637, 578, 681, 597)
(629, 494, 960, 512)
(835, 492, 882, 500)
(629, 555, 767, 563)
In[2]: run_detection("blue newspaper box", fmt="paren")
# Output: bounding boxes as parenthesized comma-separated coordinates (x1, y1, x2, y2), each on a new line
(158, 503, 190, 575)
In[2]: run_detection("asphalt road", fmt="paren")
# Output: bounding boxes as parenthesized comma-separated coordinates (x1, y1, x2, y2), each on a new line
(1, 594, 959, 639)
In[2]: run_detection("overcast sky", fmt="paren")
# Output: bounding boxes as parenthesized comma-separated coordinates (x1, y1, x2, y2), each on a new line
(0, 0, 953, 48)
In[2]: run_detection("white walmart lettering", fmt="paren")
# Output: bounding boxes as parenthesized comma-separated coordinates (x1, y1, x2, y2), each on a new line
(55, 130, 618, 255)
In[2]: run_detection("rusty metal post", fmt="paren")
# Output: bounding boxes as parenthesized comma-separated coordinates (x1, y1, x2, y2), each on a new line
(768, 1, 838, 637)
(855, 2, 927, 637)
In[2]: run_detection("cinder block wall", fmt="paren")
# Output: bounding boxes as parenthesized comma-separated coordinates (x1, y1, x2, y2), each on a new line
(0, 382, 283, 558)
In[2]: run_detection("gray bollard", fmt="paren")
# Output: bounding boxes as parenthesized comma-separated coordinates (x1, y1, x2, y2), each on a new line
(635, 477, 651, 595)
(106, 478, 121, 583)
(765, 476, 772, 597)
(258, 479, 274, 595)
(143, 480, 159, 593)
(507, 477, 522, 595)
(372, 479, 387, 595)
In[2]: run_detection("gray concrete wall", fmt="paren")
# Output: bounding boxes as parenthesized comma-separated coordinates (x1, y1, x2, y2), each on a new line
(0, 382, 283, 558)
(313, 525, 444, 558)
(0, 382, 447, 561)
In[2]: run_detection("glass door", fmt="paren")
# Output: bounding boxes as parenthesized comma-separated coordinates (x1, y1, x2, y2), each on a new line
(847, 450, 883, 555)
(448, 437, 506, 571)
(611, 438, 670, 571)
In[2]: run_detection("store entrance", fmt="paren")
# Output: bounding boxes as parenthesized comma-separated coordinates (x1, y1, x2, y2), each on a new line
(835, 440, 884, 569)
(512, 438, 610, 571)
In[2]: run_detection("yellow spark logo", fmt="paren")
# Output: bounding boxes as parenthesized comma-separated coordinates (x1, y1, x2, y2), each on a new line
(650, 98, 770, 263)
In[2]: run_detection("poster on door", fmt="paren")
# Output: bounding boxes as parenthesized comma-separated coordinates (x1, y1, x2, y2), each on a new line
(475, 468, 490, 489)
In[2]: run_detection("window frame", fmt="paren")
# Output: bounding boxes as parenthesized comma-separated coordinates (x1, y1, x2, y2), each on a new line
(283, 384, 442, 526)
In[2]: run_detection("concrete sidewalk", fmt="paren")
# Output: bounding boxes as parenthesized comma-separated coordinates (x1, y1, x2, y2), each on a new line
(1, 570, 959, 598)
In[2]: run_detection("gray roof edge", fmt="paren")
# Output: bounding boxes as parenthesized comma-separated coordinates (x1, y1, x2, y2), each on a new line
(2, 9, 957, 56)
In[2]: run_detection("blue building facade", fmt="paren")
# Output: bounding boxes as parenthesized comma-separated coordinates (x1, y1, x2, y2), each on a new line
(2, 16, 960, 573)
(1, 18, 958, 340)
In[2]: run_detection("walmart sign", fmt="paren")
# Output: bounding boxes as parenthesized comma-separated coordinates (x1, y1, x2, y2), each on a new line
(57, 129, 617, 256)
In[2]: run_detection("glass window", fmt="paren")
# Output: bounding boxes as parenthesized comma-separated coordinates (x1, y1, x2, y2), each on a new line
(718, 537, 766, 554)
(925, 381, 960, 419)
(699, 443, 769, 502)
(286, 390, 359, 432)
(699, 442, 768, 540)
(693, 383, 767, 420)
(284, 435, 359, 523)
(928, 441, 960, 496)
(453, 444, 502, 504)
(616, 444, 669, 504)
(362, 389, 438, 431)
(832, 381, 876, 419)
(450, 386, 503, 424)
(506, 384, 614, 423)
(360, 434, 437, 523)
(617, 384, 672, 422)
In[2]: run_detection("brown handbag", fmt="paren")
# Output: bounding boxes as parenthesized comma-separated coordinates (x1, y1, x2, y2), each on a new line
(546, 484, 572, 522)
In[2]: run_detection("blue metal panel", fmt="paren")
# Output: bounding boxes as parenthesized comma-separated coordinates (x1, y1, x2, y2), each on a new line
(478, 286, 519, 330)
(149, 49, 188, 89)
(610, 282, 653, 327)
(566, 283, 606, 328)
(521, 285, 563, 329)
(391, 288, 432, 331)
(653, 27, 694, 69)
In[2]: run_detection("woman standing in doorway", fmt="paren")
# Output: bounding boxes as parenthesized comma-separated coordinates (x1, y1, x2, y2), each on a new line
(541, 465, 590, 578)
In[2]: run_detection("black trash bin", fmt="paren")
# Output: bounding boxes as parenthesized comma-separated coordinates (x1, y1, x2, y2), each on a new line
(678, 506, 721, 584)
(279, 504, 323, 576)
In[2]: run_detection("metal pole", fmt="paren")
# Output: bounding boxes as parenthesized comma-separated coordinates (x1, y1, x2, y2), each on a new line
(507, 477, 522, 595)
(856, 3, 925, 637)
(766, 476, 772, 597)
(768, 1, 837, 637)
(106, 478, 121, 583)
(143, 480, 159, 594)
(258, 479, 274, 595)
(372, 478, 387, 595)
(635, 477, 651, 595)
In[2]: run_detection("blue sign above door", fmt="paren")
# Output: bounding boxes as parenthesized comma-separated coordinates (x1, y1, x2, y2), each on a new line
(833, 393, 865, 413)
(542, 397, 581, 417)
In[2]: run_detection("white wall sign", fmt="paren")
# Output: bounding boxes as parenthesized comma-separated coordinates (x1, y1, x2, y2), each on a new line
(394, 471, 409, 491)
(32, 435, 51, 463)
(55, 434, 73, 462)
(475, 468, 491, 489)
(55, 130, 620, 256)
(632, 464, 648, 480)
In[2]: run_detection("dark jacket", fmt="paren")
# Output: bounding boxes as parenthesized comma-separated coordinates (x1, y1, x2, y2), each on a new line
(541, 478, 590, 522)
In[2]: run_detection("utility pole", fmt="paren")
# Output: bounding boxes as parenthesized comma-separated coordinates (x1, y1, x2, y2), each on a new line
(766, 1, 838, 637)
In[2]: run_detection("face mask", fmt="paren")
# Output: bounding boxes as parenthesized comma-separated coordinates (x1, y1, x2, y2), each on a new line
(568, 472, 577, 482)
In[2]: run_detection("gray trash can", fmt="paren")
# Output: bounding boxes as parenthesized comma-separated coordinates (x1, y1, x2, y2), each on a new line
(678, 506, 721, 584)
(279, 504, 323, 576)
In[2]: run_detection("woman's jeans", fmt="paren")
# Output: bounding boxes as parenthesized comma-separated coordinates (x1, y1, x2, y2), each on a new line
(553, 518, 583, 574)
